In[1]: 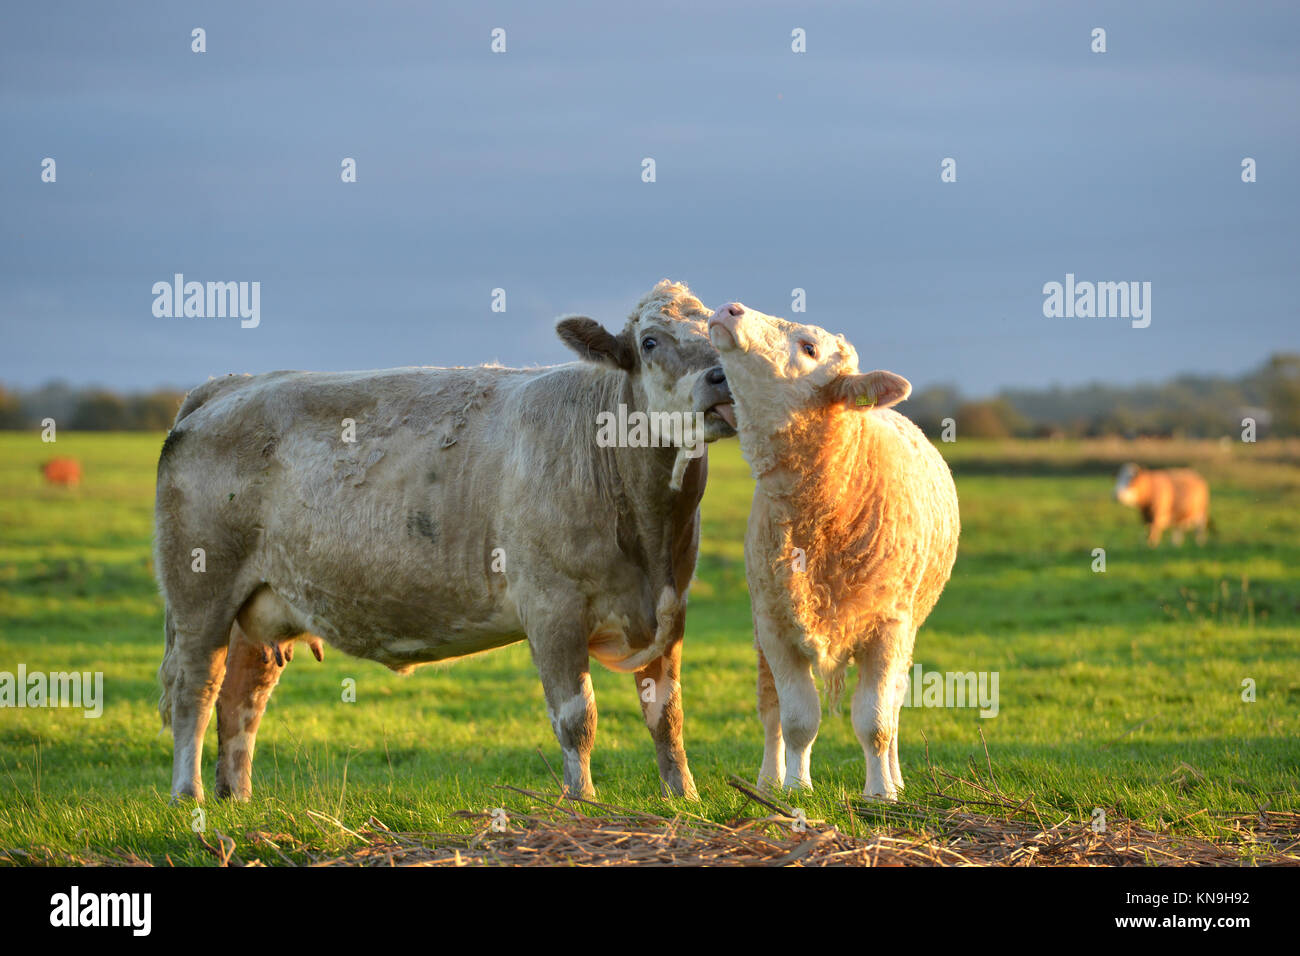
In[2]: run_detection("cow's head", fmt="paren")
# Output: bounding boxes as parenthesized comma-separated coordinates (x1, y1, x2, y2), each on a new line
(705, 301, 910, 437)
(556, 280, 737, 444)
(1114, 463, 1143, 505)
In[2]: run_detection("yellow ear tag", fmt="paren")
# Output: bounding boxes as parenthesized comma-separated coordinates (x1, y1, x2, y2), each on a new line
(854, 394, 875, 407)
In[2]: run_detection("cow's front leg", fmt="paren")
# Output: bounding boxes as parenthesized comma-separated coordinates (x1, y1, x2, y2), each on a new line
(532, 631, 598, 799)
(634, 640, 698, 800)
(1146, 518, 1167, 547)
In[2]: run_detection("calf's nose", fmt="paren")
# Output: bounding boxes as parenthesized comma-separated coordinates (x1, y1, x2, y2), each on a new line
(707, 302, 745, 332)
(705, 365, 726, 385)
(708, 302, 748, 351)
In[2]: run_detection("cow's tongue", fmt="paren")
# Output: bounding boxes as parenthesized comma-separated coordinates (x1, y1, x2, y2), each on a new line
(711, 403, 737, 428)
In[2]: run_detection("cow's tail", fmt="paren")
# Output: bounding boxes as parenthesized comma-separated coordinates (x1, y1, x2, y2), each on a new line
(157, 606, 178, 728)
(588, 588, 683, 673)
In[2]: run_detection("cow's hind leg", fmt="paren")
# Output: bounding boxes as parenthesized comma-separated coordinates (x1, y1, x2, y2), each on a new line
(853, 619, 912, 801)
(215, 620, 286, 801)
(215, 586, 322, 799)
(634, 640, 698, 800)
(162, 612, 231, 803)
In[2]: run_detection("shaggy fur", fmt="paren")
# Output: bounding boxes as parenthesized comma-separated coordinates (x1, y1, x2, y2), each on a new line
(1114, 463, 1210, 546)
(751, 405, 960, 698)
(708, 301, 959, 800)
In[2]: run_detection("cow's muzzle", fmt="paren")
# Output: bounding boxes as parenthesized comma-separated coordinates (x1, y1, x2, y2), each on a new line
(695, 365, 737, 436)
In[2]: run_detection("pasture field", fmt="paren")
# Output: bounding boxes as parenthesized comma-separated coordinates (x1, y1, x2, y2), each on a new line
(0, 432, 1297, 864)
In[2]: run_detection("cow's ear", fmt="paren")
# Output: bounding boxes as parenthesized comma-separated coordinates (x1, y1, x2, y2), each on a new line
(828, 370, 911, 410)
(556, 317, 635, 370)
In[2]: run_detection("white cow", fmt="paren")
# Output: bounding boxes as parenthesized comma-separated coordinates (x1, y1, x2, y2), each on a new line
(155, 281, 736, 803)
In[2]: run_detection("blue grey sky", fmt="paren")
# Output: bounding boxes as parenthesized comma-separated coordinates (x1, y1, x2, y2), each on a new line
(2, 0, 1297, 395)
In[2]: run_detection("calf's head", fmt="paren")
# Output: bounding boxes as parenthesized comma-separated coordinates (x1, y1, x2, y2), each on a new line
(556, 280, 737, 443)
(705, 301, 910, 436)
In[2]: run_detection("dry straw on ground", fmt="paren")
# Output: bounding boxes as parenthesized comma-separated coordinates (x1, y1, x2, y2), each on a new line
(6, 772, 1297, 867)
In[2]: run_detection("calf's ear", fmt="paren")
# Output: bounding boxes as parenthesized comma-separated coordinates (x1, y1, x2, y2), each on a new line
(830, 370, 911, 410)
(556, 316, 635, 370)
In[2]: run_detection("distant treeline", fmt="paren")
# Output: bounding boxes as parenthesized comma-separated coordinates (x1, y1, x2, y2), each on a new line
(0, 383, 185, 431)
(907, 352, 1300, 439)
(2, 352, 1298, 438)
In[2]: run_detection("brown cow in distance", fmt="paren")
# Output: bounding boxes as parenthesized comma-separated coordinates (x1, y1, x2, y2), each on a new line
(41, 457, 82, 488)
(1114, 463, 1210, 547)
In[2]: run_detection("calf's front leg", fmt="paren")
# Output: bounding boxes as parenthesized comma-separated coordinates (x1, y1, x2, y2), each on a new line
(756, 621, 819, 791)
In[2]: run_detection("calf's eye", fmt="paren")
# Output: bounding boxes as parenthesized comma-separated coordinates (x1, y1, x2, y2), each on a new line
(801, 342, 817, 358)
(642, 336, 657, 352)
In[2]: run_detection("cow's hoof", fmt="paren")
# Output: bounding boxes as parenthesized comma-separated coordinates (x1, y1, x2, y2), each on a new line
(861, 789, 898, 803)
(659, 775, 700, 801)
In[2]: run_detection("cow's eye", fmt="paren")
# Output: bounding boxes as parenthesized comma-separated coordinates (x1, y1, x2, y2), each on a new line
(800, 342, 817, 359)
(641, 336, 657, 352)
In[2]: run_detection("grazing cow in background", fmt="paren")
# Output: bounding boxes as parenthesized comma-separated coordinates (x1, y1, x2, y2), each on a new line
(1114, 463, 1210, 546)
(155, 280, 736, 803)
(708, 302, 959, 801)
(41, 458, 82, 488)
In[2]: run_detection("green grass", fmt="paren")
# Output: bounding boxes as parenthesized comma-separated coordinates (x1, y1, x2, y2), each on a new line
(1, 432, 1298, 864)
